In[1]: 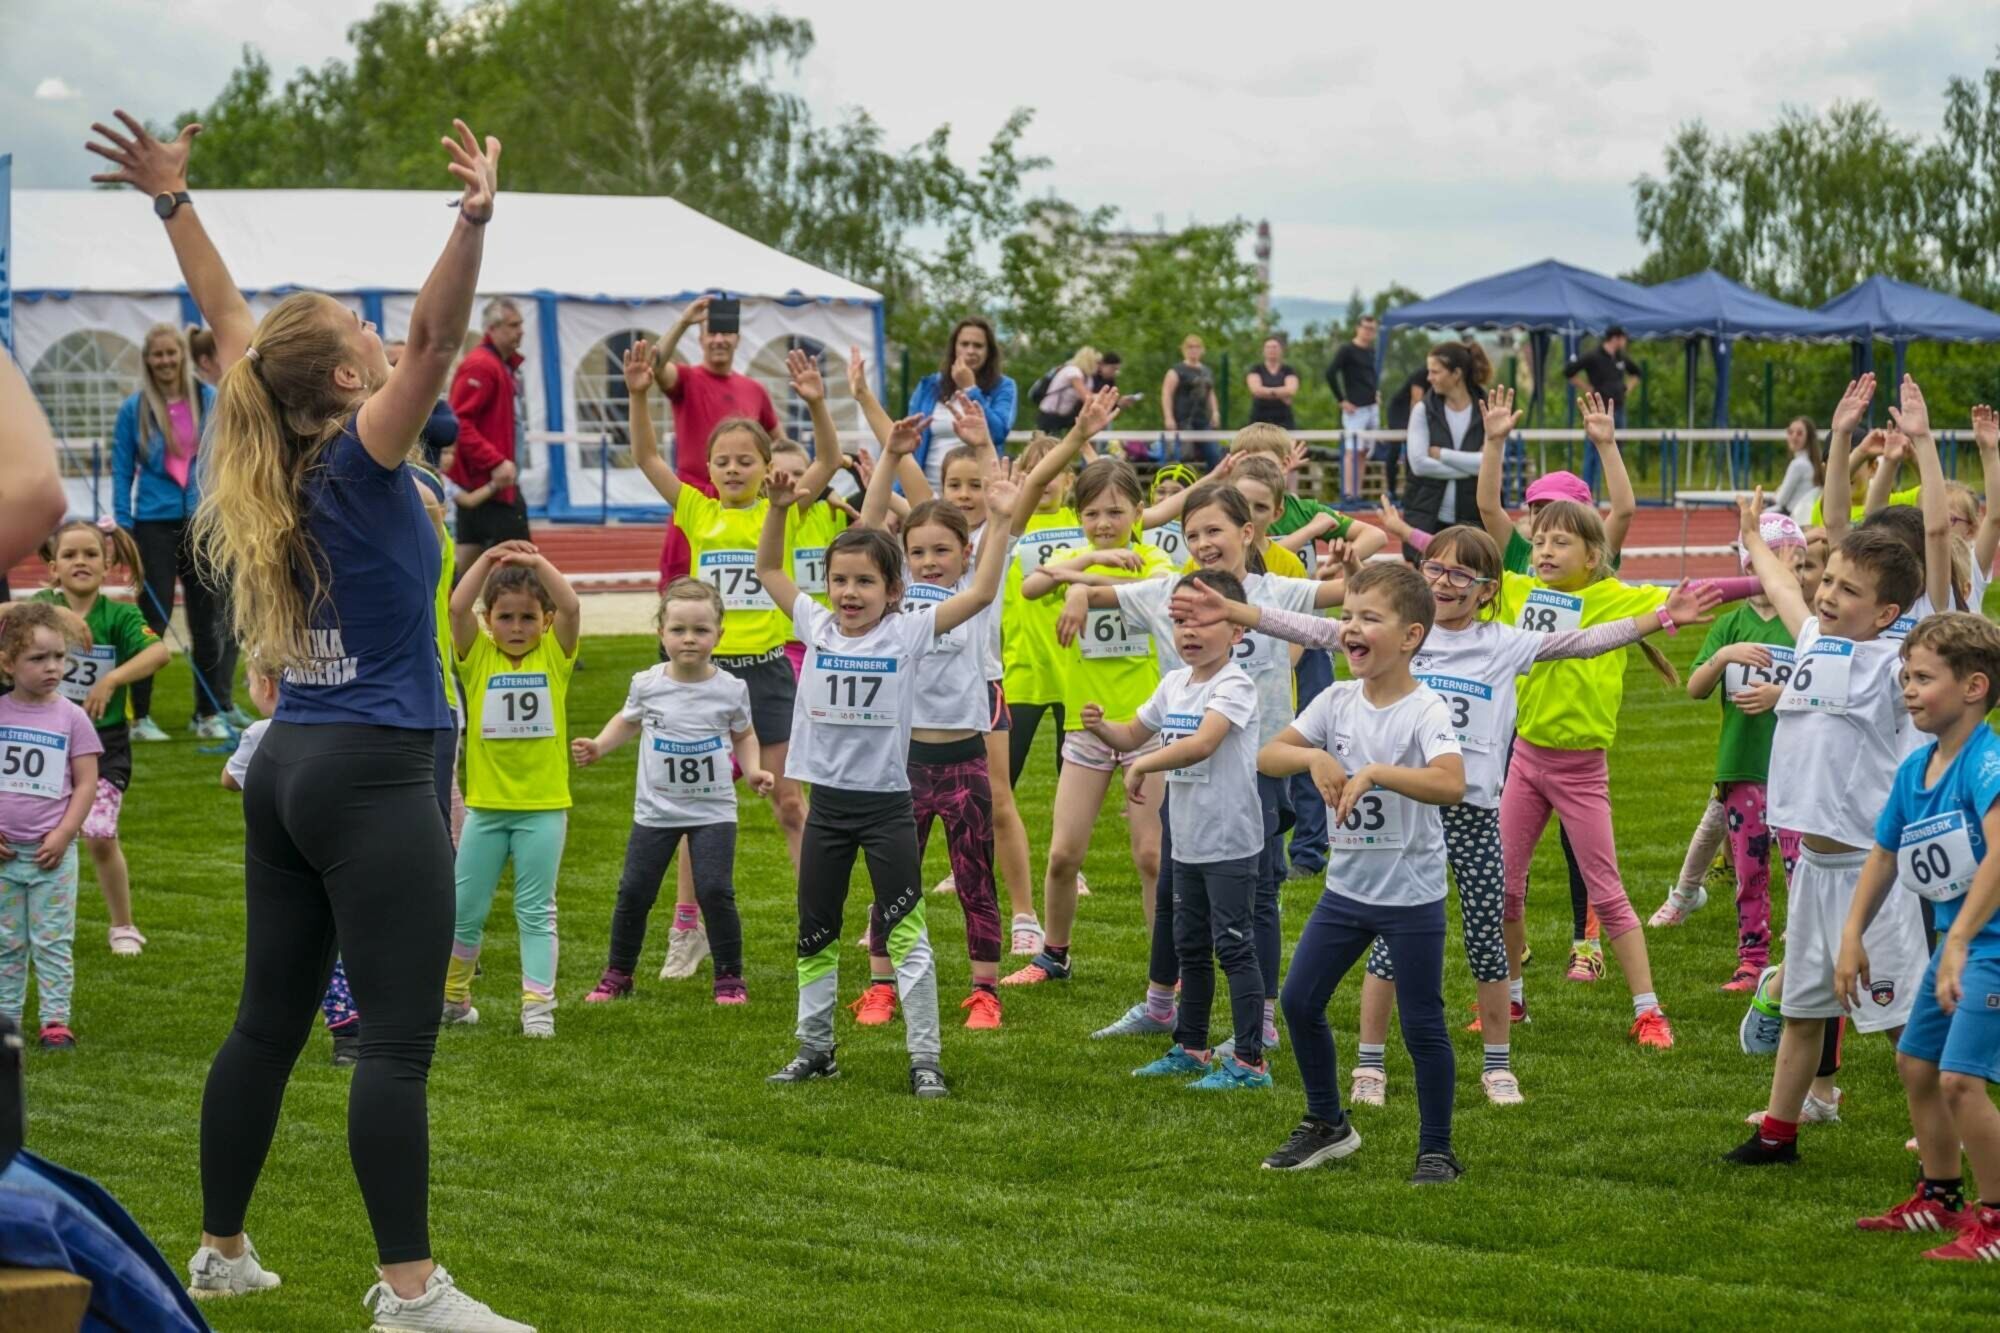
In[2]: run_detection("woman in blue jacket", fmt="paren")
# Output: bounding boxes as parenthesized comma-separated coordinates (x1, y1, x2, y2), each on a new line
(906, 316, 1017, 490)
(113, 323, 236, 740)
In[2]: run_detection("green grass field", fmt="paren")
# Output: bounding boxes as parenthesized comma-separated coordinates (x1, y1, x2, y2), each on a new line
(20, 632, 1999, 1330)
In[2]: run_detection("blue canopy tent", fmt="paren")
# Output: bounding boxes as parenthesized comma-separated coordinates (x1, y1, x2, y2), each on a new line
(1818, 277, 2000, 408)
(1379, 259, 1660, 497)
(1629, 269, 1855, 428)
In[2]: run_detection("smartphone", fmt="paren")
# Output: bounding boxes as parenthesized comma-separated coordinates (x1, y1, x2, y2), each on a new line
(707, 297, 741, 335)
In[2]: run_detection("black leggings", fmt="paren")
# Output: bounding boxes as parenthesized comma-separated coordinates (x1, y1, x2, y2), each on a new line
(131, 517, 235, 720)
(608, 822, 741, 978)
(1006, 700, 1065, 787)
(200, 723, 451, 1265)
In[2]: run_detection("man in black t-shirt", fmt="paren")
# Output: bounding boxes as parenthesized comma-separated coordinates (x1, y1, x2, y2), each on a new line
(1563, 326, 1643, 425)
(1326, 315, 1380, 497)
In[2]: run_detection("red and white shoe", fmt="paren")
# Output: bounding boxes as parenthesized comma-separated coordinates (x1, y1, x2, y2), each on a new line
(1922, 1207, 2000, 1261)
(1629, 1007, 1674, 1049)
(1857, 1188, 1971, 1234)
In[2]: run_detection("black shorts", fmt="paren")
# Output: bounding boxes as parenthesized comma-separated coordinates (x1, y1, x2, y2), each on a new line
(454, 492, 532, 549)
(986, 679, 1011, 733)
(96, 721, 133, 792)
(715, 650, 796, 746)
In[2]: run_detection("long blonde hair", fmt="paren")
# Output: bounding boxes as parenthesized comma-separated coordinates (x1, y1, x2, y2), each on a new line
(191, 293, 368, 668)
(136, 323, 204, 459)
(1068, 345, 1103, 377)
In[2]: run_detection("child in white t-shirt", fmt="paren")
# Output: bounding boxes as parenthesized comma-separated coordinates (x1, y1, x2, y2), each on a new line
(573, 579, 773, 1006)
(1254, 562, 1466, 1182)
(1080, 569, 1267, 1089)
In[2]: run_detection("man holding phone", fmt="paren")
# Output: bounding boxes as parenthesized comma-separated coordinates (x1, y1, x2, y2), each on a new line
(652, 293, 780, 585)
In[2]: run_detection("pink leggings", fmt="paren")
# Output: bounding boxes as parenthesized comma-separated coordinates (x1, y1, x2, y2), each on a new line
(1500, 740, 1641, 940)
(1718, 781, 1799, 971)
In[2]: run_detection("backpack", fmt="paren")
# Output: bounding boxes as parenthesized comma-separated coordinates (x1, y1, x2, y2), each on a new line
(1026, 366, 1059, 408)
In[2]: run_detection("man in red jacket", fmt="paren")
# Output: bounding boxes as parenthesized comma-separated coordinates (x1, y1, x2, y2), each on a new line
(447, 297, 530, 570)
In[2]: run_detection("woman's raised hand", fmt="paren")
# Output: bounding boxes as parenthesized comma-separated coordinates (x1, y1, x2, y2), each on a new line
(442, 119, 500, 222)
(622, 341, 654, 394)
(86, 110, 197, 195)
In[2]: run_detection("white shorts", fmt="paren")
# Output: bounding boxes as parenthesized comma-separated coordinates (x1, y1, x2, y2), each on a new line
(1780, 846, 1927, 1034)
(1060, 728, 1163, 773)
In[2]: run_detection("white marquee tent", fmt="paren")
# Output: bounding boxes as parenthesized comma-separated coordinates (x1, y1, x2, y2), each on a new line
(13, 189, 884, 520)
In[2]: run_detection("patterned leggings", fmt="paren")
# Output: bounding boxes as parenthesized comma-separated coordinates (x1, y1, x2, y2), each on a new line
(870, 741, 1001, 964)
(1367, 803, 1508, 984)
(1720, 781, 1798, 971)
(0, 844, 79, 1027)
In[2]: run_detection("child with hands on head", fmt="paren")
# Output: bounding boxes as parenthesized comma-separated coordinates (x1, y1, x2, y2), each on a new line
(1832, 612, 2000, 1257)
(843, 407, 1041, 1030)
(0, 602, 104, 1049)
(1252, 563, 1466, 1180)
(758, 390, 1060, 1097)
(445, 540, 581, 1038)
(9, 518, 168, 956)
(574, 577, 772, 1008)
(1081, 569, 1271, 1090)
(1724, 466, 1930, 1168)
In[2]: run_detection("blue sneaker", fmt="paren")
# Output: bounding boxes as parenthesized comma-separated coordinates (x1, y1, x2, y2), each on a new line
(1133, 1044, 1210, 1078)
(1188, 1054, 1274, 1091)
(1739, 967, 1783, 1055)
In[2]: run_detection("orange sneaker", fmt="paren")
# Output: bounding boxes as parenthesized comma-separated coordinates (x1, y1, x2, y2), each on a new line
(1630, 1007, 1674, 1049)
(849, 982, 897, 1026)
(961, 990, 1003, 1030)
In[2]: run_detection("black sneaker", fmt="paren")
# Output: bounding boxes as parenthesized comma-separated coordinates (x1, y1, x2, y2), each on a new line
(1721, 1129, 1799, 1166)
(1262, 1117, 1360, 1170)
(330, 1023, 360, 1068)
(767, 1047, 840, 1085)
(910, 1062, 949, 1099)
(1410, 1149, 1465, 1184)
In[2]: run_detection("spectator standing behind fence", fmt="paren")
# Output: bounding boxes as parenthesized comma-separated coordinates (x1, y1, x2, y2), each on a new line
(647, 294, 780, 587)
(1327, 315, 1380, 498)
(112, 323, 236, 741)
(1378, 364, 1428, 504)
(1245, 336, 1299, 429)
(1400, 341, 1491, 560)
(1161, 334, 1222, 468)
(1035, 347, 1103, 435)
(1564, 327, 1642, 426)
(446, 298, 530, 573)
(1770, 416, 1823, 523)
(908, 316, 1017, 494)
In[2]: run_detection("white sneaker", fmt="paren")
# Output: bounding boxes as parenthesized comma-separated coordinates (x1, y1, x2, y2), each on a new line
(1349, 1067, 1386, 1107)
(1647, 885, 1707, 928)
(108, 924, 146, 956)
(1009, 915, 1044, 957)
(192, 714, 232, 741)
(660, 923, 710, 980)
(521, 998, 556, 1038)
(931, 874, 957, 896)
(1091, 1001, 1173, 1039)
(1481, 1068, 1525, 1106)
(442, 999, 478, 1026)
(1745, 1090, 1841, 1127)
(187, 1235, 281, 1299)
(363, 1264, 534, 1332)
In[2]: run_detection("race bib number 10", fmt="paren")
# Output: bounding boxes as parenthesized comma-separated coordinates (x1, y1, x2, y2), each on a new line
(1142, 523, 1185, 565)
(481, 673, 555, 739)
(0, 726, 66, 800)
(1517, 588, 1584, 634)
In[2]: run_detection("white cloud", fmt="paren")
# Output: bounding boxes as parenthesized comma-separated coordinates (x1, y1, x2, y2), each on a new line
(33, 76, 79, 101)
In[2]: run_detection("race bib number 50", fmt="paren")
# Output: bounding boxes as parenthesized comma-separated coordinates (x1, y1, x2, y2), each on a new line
(0, 726, 66, 800)
(481, 673, 555, 739)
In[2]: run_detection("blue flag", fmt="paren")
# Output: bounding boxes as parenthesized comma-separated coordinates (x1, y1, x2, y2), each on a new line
(0, 153, 12, 356)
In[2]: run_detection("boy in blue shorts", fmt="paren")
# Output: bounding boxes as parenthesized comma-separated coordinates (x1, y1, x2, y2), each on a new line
(1842, 612, 2000, 1260)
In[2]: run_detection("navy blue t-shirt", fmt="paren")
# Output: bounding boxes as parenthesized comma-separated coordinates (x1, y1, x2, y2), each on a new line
(276, 423, 450, 730)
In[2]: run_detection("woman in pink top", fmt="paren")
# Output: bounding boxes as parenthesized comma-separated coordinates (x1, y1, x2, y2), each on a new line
(111, 322, 237, 740)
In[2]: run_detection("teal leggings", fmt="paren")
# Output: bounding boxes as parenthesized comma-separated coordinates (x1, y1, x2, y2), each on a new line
(451, 808, 567, 1003)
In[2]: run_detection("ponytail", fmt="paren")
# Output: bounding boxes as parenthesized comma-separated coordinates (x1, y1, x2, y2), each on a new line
(1638, 638, 1680, 688)
(190, 292, 361, 668)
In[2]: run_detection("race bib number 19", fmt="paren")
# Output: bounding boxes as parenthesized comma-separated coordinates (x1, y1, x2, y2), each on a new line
(0, 726, 66, 800)
(60, 646, 117, 705)
(1517, 588, 1584, 634)
(482, 673, 555, 739)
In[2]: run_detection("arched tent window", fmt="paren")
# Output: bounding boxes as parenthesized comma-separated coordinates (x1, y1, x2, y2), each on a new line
(30, 329, 141, 447)
(572, 328, 668, 469)
(745, 334, 829, 446)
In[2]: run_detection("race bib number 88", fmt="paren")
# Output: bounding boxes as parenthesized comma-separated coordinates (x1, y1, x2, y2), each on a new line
(1517, 588, 1584, 634)
(1018, 528, 1084, 576)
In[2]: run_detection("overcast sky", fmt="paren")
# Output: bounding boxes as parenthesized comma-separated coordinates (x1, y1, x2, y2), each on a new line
(6, 0, 1994, 303)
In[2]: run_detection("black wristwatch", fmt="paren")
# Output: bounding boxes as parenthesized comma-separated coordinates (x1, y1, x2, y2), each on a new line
(153, 190, 192, 220)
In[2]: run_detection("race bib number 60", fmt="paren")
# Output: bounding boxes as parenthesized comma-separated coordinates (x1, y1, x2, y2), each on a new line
(1898, 812, 1977, 903)
(0, 726, 66, 800)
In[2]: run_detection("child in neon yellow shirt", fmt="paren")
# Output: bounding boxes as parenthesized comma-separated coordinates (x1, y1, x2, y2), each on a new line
(444, 543, 580, 1037)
